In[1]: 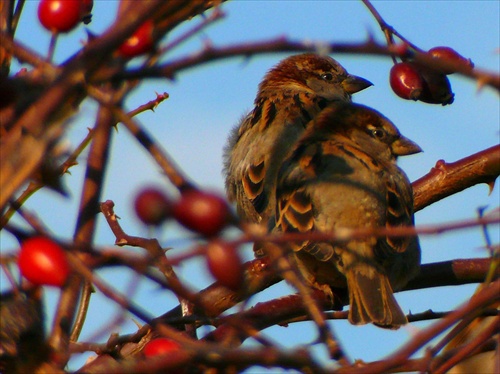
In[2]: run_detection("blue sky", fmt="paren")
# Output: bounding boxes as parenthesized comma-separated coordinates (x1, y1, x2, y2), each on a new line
(1, 1, 499, 371)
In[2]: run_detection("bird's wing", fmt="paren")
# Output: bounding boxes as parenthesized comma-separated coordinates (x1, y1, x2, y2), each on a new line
(225, 92, 325, 222)
(275, 139, 359, 261)
(383, 168, 415, 253)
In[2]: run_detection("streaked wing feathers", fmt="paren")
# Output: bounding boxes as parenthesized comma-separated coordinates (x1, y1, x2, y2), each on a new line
(384, 171, 414, 252)
(242, 158, 267, 214)
(278, 188, 314, 234)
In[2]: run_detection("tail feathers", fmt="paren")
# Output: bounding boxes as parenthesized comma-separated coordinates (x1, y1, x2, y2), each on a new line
(347, 270, 408, 329)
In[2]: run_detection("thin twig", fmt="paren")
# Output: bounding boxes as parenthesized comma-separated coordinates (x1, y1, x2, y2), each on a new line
(159, 7, 225, 55)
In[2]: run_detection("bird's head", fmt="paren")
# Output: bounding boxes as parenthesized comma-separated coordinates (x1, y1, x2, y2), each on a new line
(310, 102, 422, 162)
(258, 53, 372, 101)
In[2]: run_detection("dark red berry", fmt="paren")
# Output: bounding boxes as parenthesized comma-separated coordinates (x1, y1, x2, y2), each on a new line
(81, 0, 93, 24)
(38, 0, 84, 33)
(206, 241, 244, 291)
(428, 46, 474, 74)
(18, 236, 70, 287)
(118, 20, 154, 58)
(143, 338, 181, 357)
(173, 190, 231, 237)
(418, 66, 455, 105)
(390, 62, 424, 101)
(134, 187, 172, 225)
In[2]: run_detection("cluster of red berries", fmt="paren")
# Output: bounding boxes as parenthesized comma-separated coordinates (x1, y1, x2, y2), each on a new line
(389, 46, 473, 105)
(134, 187, 244, 291)
(37, 0, 154, 58)
(134, 188, 233, 237)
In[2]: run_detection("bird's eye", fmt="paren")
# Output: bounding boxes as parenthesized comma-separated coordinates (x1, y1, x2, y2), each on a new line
(371, 129, 385, 139)
(321, 73, 333, 81)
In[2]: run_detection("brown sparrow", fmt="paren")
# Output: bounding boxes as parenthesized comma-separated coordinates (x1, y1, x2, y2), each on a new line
(223, 53, 372, 225)
(268, 102, 422, 328)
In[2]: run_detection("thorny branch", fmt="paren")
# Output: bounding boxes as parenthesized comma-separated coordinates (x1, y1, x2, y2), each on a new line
(413, 145, 500, 211)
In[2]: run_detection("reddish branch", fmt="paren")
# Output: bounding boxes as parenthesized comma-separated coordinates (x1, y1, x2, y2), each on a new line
(413, 145, 500, 211)
(152, 257, 496, 332)
(204, 291, 338, 345)
(111, 37, 500, 91)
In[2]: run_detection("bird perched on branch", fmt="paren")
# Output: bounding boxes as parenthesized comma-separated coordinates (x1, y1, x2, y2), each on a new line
(223, 53, 372, 226)
(266, 102, 422, 328)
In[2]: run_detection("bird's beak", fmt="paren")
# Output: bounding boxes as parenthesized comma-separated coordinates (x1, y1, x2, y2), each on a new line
(342, 74, 373, 94)
(392, 136, 423, 156)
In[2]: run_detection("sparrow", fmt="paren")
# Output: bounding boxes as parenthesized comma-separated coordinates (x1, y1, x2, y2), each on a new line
(267, 102, 422, 328)
(223, 53, 372, 225)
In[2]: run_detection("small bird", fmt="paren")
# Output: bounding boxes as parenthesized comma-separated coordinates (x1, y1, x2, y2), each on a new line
(223, 53, 372, 225)
(268, 102, 422, 328)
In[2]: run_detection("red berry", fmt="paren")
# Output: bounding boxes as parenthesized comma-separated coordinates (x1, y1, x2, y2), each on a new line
(206, 241, 244, 291)
(38, 0, 84, 33)
(389, 62, 424, 101)
(173, 190, 231, 237)
(428, 46, 474, 74)
(18, 236, 70, 287)
(143, 338, 181, 357)
(118, 20, 154, 58)
(134, 187, 172, 226)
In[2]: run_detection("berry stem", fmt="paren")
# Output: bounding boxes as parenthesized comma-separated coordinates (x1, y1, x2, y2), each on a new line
(47, 32, 58, 62)
(362, 0, 424, 63)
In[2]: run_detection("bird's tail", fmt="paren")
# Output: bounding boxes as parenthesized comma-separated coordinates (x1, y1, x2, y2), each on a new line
(346, 269, 408, 329)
